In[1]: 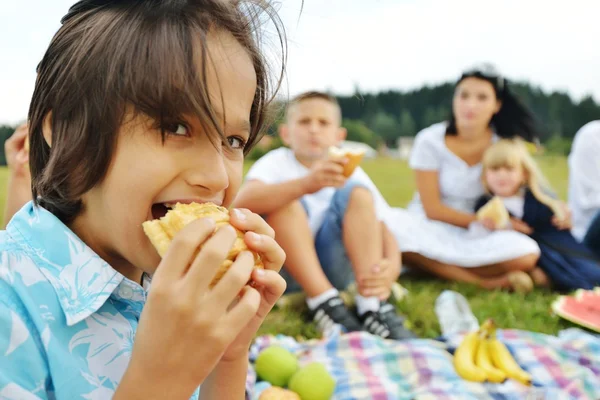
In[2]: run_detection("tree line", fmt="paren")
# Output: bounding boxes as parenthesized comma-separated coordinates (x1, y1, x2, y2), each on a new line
(2, 80, 600, 165)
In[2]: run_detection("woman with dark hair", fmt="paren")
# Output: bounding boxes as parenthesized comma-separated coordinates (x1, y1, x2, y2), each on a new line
(388, 64, 569, 290)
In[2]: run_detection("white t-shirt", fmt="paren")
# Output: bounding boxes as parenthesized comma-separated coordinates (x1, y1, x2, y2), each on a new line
(245, 147, 391, 236)
(568, 120, 600, 241)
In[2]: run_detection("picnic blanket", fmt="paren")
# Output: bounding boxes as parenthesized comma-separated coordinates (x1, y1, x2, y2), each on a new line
(246, 328, 600, 400)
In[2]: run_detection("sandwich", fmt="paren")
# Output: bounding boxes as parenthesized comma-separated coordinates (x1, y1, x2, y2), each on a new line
(142, 202, 264, 287)
(328, 146, 366, 177)
(476, 196, 510, 229)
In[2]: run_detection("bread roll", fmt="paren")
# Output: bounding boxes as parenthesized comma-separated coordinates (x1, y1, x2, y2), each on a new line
(328, 146, 366, 177)
(476, 196, 510, 229)
(142, 202, 263, 287)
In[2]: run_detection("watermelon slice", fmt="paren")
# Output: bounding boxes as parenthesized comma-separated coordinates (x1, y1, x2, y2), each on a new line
(552, 288, 600, 333)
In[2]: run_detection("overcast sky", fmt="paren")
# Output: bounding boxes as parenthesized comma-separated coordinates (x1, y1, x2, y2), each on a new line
(1, 0, 599, 125)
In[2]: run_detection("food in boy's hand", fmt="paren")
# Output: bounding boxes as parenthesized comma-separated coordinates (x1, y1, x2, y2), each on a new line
(476, 197, 510, 229)
(258, 386, 301, 400)
(255, 346, 299, 387)
(288, 362, 336, 400)
(142, 202, 263, 287)
(328, 146, 366, 177)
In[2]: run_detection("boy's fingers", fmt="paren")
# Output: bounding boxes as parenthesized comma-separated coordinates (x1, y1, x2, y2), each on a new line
(250, 270, 287, 313)
(323, 161, 345, 174)
(185, 224, 237, 289)
(225, 286, 261, 325)
(229, 209, 275, 238)
(152, 217, 216, 282)
(211, 251, 255, 306)
(244, 233, 285, 272)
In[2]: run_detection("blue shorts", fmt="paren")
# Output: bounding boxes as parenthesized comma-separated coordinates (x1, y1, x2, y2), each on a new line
(279, 181, 369, 293)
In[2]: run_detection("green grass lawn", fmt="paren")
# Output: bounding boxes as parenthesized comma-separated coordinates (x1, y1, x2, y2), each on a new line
(0, 156, 576, 338)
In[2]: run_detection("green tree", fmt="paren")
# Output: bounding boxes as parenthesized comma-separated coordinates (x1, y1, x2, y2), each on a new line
(398, 110, 416, 137)
(368, 112, 398, 146)
(342, 119, 380, 148)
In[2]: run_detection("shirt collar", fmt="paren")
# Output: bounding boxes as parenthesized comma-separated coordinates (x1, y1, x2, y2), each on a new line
(7, 201, 124, 326)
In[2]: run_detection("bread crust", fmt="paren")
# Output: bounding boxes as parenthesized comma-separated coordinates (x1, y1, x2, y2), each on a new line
(476, 196, 510, 229)
(328, 146, 365, 177)
(142, 202, 264, 287)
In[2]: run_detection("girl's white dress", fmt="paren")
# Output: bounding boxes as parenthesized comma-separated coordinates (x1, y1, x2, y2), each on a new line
(388, 122, 540, 268)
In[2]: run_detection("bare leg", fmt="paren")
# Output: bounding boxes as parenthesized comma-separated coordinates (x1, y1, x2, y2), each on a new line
(343, 187, 383, 295)
(403, 252, 485, 285)
(403, 252, 518, 290)
(266, 201, 332, 297)
(468, 254, 539, 277)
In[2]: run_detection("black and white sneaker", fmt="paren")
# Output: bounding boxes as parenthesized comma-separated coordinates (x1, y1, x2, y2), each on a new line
(360, 302, 416, 340)
(310, 296, 362, 334)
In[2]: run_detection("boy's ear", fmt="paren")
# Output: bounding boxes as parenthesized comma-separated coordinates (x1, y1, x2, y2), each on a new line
(337, 126, 347, 142)
(279, 124, 291, 146)
(495, 100, 502, 114)
(42, 112, 52, 147)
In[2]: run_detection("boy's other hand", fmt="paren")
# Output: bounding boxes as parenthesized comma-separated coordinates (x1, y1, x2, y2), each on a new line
(302, 159, 347, 194)
(358, 259, 400, 300)
(5, 123, 30, 179)
(128, 217, 265, 395)
(221, 208, 286, 361)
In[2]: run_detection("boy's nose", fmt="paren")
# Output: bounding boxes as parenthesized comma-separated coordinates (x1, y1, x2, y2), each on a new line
(186, 149, 229, 193)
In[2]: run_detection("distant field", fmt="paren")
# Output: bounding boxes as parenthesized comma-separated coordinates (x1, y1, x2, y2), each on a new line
(0, 156, 575, 338)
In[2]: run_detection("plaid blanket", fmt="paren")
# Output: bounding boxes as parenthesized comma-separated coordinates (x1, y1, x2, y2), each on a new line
(246, 328, 600, 400)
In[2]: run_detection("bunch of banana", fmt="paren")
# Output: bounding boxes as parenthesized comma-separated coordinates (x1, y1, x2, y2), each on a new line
(453, 319, 532, 385)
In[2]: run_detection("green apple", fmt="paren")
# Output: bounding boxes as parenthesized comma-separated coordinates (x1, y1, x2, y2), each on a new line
(288, 362, 335, 400)
(255, 346, 299, 387)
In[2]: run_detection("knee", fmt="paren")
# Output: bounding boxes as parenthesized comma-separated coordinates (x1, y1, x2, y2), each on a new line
(346, 185, 374, 209)
(510, 253, 539, 272)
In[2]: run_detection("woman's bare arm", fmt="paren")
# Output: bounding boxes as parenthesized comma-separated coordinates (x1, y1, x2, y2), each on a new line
(415, 170, 476, 228)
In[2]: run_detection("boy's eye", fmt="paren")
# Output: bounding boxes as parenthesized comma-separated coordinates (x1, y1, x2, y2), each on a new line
(164, 123, 189, 136)
(227, 136, 247, 150)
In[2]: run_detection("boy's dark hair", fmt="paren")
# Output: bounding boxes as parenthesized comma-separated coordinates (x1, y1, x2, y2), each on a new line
(446, 64, 539, 142)
(29, 0, 286, 223)
(285, 91, 341, 122)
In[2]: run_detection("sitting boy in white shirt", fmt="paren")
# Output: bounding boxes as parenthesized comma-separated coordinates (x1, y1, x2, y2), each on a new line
(234, 91, 414, 340)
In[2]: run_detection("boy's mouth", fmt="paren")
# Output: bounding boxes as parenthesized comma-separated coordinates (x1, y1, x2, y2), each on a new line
(151, 203, 175, 220)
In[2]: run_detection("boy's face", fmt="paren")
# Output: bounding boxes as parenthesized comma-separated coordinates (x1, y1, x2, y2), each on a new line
(68, 31, 257, 279)
(280, 98, 346, 161)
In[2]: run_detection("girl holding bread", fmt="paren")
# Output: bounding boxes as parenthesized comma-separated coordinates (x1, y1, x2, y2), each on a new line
(387, 65, 567, 290)
(475, 139, 600, 291)
(0, 1, 287, 399)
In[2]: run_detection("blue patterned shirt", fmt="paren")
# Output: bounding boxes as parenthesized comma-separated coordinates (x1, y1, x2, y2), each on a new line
(0, 202, 200, 399)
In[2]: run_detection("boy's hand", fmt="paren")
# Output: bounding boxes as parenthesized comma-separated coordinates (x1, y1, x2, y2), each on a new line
(5, 123, 30, 179)
(302, 159, 347, 194)
(358, 259, 400, 300)
(221, 208, 286, 362)
(125, 218, 267, 397)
